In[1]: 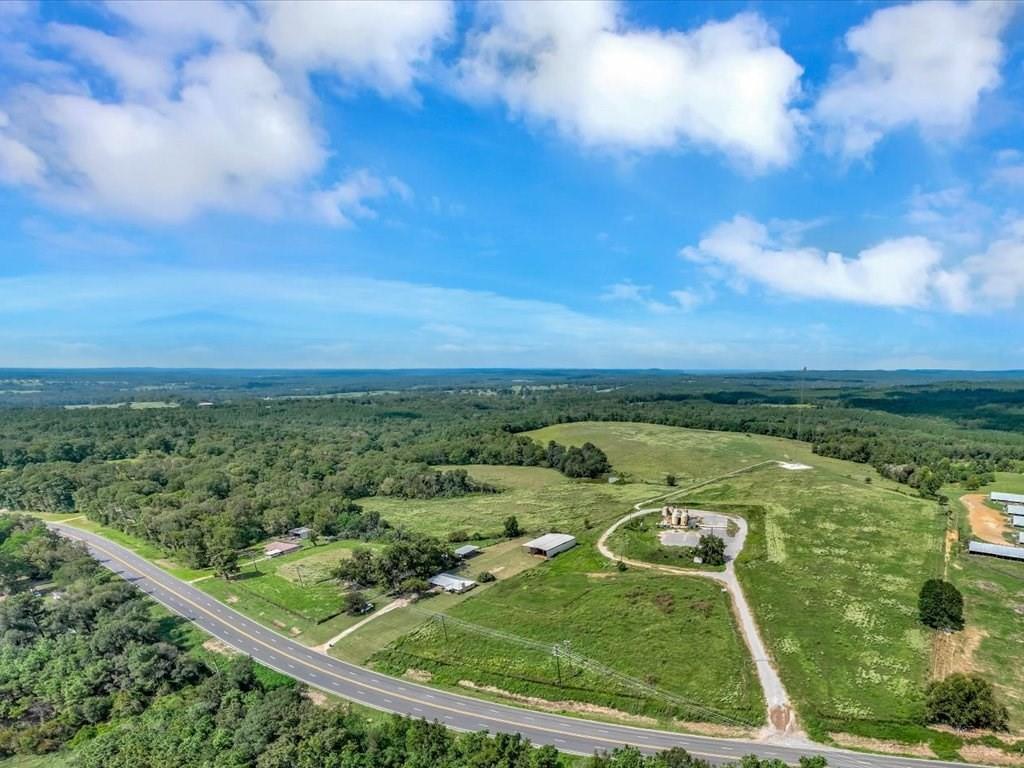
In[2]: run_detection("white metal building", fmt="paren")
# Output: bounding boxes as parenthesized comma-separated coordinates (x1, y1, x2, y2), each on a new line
(1013, 515, 1024, 529)
(968, 540, 1024, 561)
(454, 544, 480, 559)
(991, 491, 1024, 505)
(429, 573, 477, 593)
(522, 533, 577, 559)
(1007, 504, 1024, 517)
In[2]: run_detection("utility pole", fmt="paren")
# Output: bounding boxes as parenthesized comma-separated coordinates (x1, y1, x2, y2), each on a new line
(439, 614, 449, 645)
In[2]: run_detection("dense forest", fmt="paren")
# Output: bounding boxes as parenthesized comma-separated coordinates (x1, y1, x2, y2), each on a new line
(0, 372, 1022, 567)
(0, 516, 827, 768)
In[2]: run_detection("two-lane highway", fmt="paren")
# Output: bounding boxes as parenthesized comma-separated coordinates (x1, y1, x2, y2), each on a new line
(50, 522, 977, 768)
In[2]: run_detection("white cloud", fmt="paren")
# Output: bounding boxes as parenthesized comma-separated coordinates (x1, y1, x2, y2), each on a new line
(682, 215, 963, 309)
(990, 150, 1024, 187)
(816, 1, 1014, 158)
(0, 111, 43, 185)
(0, 0, 449, 223)
(963, 218, 1024, 308)
(262, 0, 454, 96)
(12, 49, 323, 222)
(457, 1, 803, 168)
(312, 170, 411, 227)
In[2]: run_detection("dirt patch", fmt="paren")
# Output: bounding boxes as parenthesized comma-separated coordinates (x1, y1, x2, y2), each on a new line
(829, 732, 935, 758)
(303, 689, 330, 708)
(932, 626, 987, 680)
(290, 627, 302, 636)
(225, 595, 239, 604)
(272, 620, 287, 629)
(586, 572, 617, 579)
(674, 720, 752, 738)
(976, 580, 1003, 593)
(202, 638, 238, 656)
(960, 745, 1024, 766)
(404, 668, 433, 683)
(777, 462, 812, 471)
(963, 494, 1012, 545)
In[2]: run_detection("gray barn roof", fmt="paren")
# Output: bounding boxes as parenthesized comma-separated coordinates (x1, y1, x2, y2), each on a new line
(991, 491, 1024, 505)
(968, 540, 1024, 561)
(454, 545, 480, 557)
(523, 533, 576, 552)
(429, 573, 476, 591)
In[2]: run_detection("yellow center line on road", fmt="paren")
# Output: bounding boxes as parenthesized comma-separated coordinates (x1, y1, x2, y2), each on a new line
(73, 530, 752, 761)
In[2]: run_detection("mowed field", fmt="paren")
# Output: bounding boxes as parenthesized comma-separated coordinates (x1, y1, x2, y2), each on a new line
(526, 422, 947, 740)
(361, 464, 764, 728)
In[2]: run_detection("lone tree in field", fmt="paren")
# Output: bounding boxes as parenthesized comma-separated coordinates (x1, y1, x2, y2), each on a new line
(503, 515, 521, 538)
(695, 534, 726, 566)
(209, 546, 240, 581)
(918, 578, 964, 630)
(926, 674, 1008, 730)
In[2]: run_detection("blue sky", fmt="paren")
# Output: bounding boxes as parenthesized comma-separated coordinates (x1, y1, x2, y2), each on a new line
(0, 0, 1022, 369)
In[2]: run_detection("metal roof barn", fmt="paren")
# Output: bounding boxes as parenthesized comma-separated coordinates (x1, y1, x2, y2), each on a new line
(523, 533, 577, 559)
(991, 492, 1024, 505)
(968, 540, 1024, 561)
(453, 544, 480, 558)
(429, 573, 476, 593)
(1007, 504, 1024, 517)
(1013, 515, 1024, 529)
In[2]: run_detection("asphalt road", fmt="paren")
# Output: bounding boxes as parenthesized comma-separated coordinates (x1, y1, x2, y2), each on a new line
(50, 522, 979, 768)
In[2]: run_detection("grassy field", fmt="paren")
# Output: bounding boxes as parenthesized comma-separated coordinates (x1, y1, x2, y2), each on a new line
(360, 465, 649, 542)
(196, 539, 391, 646)
(370, 549, 764, 727)
(524, 422, 947, 741)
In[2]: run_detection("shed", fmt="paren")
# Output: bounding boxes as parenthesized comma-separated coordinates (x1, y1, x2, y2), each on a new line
(429, 573, 476, 593)
(289, 526, 312, 539)
(968, 540, 1024, 561)
(454, 544, 480, 559)
(991, 492, 1024, 505)
(265, 541, 301, 558)
(523, 533, 577, 559)
(1013, 515, 1024, 529)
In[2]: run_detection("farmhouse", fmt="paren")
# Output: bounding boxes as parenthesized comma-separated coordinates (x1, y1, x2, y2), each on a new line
(289, 526, 312, 539)
(968, 540, 1024, 562)
(265, 541, 301, 557)
(429, 573, 476, 593)
(991, 491, 1024, 505)
(522, 533, 577, 559)
(454, 544, 480, 559)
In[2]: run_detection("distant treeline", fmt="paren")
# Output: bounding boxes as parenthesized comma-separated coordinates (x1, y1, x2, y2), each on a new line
(0, 380, 1021, 566)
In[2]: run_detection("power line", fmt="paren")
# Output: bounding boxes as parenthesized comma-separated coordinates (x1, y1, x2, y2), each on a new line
(406, 606, 757, 728)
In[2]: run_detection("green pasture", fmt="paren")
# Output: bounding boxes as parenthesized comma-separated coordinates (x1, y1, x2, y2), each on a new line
(370, 555, 764, 726)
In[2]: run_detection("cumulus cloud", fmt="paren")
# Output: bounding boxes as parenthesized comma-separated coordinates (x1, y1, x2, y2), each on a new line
(816, 1, 1014, 158)
(0, 0, 451, 223)
(262, 0, 454, 97)
(457, 1, 803, 168)
(312, 170, 411, 227)
(963, 218, 1024, 309)
(682, 215, 965, 309)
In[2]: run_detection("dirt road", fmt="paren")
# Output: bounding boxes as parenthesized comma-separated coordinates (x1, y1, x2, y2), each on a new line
(961, 493, 1011, 545)
(597, 464, 803, 743)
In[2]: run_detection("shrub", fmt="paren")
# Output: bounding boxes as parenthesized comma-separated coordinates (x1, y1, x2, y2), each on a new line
(399, 577, 431, 595)
(925, 674, 1008, 731)
(503, 516, 521, 538)
(695, 534, 726, 566)
(447, 530, 469, 543)
(477, 571, 496, 583)
(344, 590, 371, 616)
(919, 579, 964, 630)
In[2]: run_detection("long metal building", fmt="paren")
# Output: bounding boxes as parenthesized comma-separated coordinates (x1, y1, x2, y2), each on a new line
(991, 491, 1024, 505)
(968, 540, 1024, 561)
